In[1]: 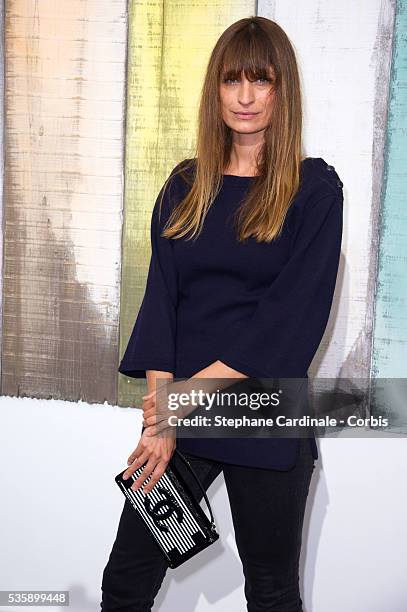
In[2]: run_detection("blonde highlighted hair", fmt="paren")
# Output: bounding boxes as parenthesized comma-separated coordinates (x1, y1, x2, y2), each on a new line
(159, 16, 306, 243)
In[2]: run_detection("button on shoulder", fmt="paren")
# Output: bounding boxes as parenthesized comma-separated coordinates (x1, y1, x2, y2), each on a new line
(311, 158, 344, 196)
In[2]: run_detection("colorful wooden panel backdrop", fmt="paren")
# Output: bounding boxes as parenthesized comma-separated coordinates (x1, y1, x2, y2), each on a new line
(0, 0, 406, 432)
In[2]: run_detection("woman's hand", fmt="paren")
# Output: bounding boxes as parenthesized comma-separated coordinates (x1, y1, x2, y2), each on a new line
(141, 380, 186, 434)
(122, 425, 176, 494)
(141, 378, 213, 435)
(140, 385, 173, 436)
(141, 363, 247, 434)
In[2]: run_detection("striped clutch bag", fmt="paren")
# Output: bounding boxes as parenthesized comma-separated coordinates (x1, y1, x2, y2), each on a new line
(115, 449, 219, 568)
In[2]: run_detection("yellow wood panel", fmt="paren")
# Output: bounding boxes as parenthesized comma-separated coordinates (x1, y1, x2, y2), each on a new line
(119, 1, 256, 407)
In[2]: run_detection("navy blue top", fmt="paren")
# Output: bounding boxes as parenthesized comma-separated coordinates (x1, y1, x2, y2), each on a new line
(118, 157, 343, 470)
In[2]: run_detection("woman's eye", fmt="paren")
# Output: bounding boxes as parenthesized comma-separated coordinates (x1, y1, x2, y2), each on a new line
(223, 77, 270, 85)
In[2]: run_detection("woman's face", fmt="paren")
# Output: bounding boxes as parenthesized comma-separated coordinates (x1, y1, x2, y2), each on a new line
(219, 68, 275, 137)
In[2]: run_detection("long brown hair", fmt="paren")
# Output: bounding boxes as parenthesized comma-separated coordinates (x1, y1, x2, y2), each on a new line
(160, 16, 306, 243)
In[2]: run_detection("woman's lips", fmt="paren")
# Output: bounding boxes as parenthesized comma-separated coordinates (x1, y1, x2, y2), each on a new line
(233, 112, 259, 120)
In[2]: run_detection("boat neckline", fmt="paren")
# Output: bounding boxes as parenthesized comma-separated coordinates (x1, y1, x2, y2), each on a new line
(221, 158, 314, 180)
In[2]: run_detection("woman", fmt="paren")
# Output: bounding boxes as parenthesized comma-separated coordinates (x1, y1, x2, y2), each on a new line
(101, 16, 343, 612)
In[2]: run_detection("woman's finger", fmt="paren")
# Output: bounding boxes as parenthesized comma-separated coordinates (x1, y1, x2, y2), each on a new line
(131, 455, 158, 492)
(127, 442, 143, 465)
(127, 447, 140, 466)
(142, 389, 156, 400)
(142, 461, 168, 494)
(142, 408, 157, 420)
(141, 405, 155, 418)
(122, 450, 149, 480)
(146, 413, 168, 426)
(125, 437, 148, 471)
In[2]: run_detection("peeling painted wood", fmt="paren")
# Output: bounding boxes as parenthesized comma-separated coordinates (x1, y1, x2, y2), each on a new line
(258, 1, 400, 429)
(1, 0, 128, 403)
(371, 0, 407, 430)
(0, 3, 4, 382)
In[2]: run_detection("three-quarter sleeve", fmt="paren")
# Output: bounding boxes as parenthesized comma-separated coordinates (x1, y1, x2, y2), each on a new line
(118, 168, 180, 379)
(218, 188, 343, 378)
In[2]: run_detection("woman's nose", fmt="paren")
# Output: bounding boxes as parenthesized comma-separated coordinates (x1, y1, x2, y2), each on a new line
(237, 81, 255, 104)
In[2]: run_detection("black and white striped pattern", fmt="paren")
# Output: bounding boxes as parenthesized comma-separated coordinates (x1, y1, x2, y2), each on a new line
(117, 464, 207, 557)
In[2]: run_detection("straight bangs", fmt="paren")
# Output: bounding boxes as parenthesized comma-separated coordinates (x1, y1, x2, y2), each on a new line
(219, 26, 279, 88)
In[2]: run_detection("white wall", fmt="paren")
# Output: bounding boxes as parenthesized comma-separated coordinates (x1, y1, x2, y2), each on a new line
(1, 395, 406, 612)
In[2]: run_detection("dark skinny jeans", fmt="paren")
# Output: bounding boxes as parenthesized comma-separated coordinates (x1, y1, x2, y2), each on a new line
(100, 437, 315, 612)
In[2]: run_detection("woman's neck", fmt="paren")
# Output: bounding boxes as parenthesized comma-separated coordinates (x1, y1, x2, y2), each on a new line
(223, 163, 259, 177)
